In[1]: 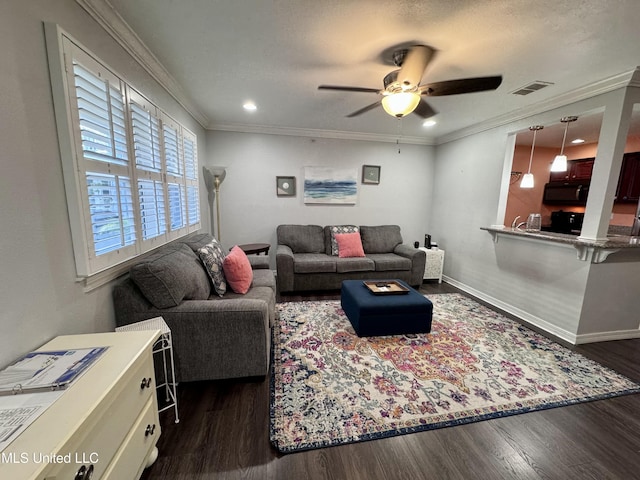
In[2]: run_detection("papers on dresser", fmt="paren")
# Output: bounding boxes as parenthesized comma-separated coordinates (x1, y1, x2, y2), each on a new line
(0, 347, 107, 395)
(0, 391, 64, 452)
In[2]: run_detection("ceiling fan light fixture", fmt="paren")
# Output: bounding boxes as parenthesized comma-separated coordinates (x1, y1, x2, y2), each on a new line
(381, 92, 420, 118)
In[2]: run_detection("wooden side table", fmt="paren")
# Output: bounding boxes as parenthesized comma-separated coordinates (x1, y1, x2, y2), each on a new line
(418, 247, 445, 283)
(236, 243, 270, 255)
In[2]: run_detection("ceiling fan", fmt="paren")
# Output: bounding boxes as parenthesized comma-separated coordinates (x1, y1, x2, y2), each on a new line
(318, 44, 502, 119)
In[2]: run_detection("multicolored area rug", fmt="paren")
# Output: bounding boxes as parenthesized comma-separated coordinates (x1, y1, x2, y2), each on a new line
(270, 294, 640, 453)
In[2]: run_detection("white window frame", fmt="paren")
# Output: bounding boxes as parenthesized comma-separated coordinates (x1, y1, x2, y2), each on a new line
(46, 24, 200, 282)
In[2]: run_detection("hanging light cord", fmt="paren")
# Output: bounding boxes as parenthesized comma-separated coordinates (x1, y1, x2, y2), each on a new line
(527, 128, 539, 174)
(559, 121, 569, 156)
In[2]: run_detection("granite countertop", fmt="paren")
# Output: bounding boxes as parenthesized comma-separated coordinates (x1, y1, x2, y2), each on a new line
(481, 226, 640, 249)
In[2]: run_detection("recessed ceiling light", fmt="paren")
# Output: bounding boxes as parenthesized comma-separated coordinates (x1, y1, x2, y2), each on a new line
(571, 138, 585, 144)
(243, 102, 257, 111)
(422, 119, 436, 127)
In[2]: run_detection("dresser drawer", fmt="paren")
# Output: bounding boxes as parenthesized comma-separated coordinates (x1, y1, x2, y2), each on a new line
(103, 397, 160, 480)
(42, 351, 155, 479)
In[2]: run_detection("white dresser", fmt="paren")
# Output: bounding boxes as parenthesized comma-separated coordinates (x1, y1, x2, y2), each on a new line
(418, 247, 445, 283)
(0, 331, 161, 480)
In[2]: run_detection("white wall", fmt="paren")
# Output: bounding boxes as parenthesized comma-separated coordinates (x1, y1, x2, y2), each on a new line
(0, 0, 206, 368)
(205, 131, 436, 263)
(431, 90, 640, 343)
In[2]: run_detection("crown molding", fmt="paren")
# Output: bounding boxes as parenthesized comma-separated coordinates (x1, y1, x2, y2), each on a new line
(208, 122, 437, 145)
(439, 68, 639, 145)
(75, 0, 209, 128)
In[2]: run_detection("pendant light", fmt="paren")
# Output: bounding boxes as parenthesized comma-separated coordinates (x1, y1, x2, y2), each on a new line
(550, 116, 578, 172)
(521, 125, 543, 189)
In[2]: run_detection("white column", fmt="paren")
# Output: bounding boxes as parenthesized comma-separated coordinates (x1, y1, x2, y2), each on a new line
(579, 88, 633, 241)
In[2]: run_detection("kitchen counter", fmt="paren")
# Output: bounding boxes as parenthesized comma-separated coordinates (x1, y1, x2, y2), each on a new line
(481, 226, 640, 263)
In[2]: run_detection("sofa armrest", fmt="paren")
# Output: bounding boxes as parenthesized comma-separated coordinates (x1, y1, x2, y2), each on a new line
(138, 299, 270, 382)
(276, 244, 295, 292)
(249, 255, 270, 270)
(394, 244, 426, 287)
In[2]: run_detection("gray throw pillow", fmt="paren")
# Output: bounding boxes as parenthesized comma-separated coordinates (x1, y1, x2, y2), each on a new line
(198, 239, 227, 296)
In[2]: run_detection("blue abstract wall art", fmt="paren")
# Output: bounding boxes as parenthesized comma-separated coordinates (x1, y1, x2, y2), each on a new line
(304, 167, 358, 204)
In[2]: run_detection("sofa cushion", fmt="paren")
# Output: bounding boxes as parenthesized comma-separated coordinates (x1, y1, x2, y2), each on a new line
(325, 225, 359, 255)
(335, 232, 366, 258)
(277, 224, 325, 253)
(181, 233, 214, 252)
(367, 253, 412, 271)
(293, 253, 336, 273)
(360, 225, 403, 254)
(197, 239, 227, 297)
(252, 268, 277, 291)
(335, 257, 375, 273)
(223, 246, 253, 294)
(130, 243, 211, 308)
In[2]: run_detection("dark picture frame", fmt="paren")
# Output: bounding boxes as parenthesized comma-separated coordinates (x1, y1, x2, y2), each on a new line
(362, 165, 381, 185)
(276, 176, 296, 196)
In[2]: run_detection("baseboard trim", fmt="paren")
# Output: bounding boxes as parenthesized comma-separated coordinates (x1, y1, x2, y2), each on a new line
(442, 275, 640, 345)
(442, 275, 578, 344)
(574, 329, 640, 344)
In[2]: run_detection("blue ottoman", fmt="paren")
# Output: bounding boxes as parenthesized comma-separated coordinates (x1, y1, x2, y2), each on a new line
(340, 280, 433, 337)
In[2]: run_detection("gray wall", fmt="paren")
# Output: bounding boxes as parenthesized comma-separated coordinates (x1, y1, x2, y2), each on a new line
(431, 90, 640, 343)
(205, 131, 436, 262)
(0, 0, 206, 368)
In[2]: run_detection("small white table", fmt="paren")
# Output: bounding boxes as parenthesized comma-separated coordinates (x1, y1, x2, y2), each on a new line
(418, 247, 445, 283)
(116, 317, 179, 423)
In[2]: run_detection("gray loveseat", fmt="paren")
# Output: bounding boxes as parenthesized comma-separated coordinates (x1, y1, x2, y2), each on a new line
(276, 224, 426, 292)
(112, 233, 275, 382)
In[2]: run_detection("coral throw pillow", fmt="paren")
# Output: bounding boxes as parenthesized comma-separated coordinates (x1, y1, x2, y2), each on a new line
(335, 232, 366, 258)
(223, 246, 253, 294)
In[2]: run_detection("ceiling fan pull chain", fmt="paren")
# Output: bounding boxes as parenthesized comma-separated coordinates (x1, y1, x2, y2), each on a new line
(397, 119, 402, 153)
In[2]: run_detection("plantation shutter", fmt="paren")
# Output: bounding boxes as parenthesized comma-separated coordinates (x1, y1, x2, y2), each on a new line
(183, 128, 200, 229)
(50, 28, 200, 279)
(162, 115, 187, 238)
(129, 91, 167, 250)
(69, 49, 137, 272)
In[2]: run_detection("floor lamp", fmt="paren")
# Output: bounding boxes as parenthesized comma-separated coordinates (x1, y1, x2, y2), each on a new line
(202, 166, 226, 241)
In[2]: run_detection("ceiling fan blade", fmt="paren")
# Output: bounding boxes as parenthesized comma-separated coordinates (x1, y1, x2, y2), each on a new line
(412, 98, 437, 119)
(398, 45, 435, 89)
(419, 76, 502, 96)
(318, 85, 381, 93)
(346, 101, 381, 118)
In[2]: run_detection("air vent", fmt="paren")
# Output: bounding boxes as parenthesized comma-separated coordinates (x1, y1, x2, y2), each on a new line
(511, 81, 554, 96)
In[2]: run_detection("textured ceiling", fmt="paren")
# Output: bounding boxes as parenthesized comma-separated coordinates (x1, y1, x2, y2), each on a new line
(106, 0, 640, 144)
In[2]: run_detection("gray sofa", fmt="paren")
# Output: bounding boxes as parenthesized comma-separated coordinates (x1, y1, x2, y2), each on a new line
(276, 224, 426, 292)
(112, 233, 275, 382)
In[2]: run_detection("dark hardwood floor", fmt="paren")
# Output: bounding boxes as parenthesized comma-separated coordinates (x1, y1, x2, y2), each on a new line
(141, 283, 640, 480)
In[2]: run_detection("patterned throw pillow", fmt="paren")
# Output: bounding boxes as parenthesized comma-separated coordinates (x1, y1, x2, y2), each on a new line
(197, 239, 227, 296)
(329, 225, 359, 255)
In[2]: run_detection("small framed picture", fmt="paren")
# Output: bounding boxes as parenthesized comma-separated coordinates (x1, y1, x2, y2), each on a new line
(276, 176, 296, 196)
(362, 165, 381, 185)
